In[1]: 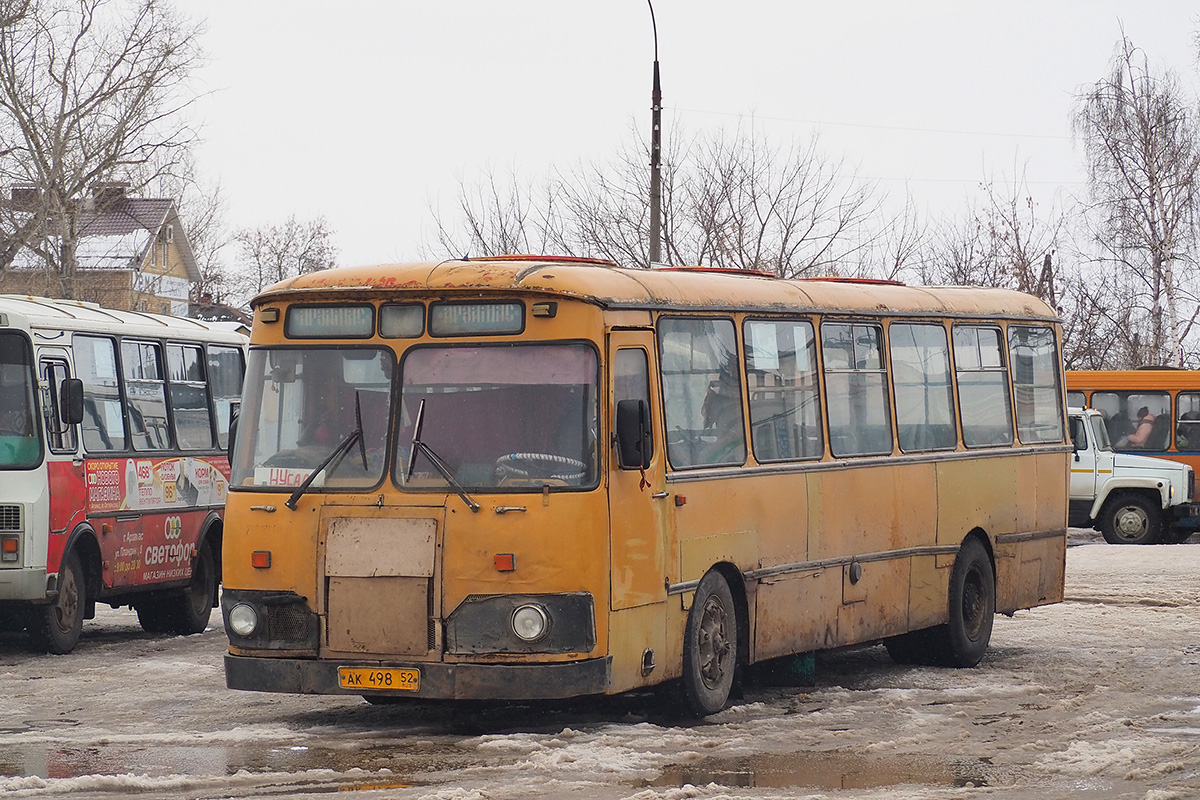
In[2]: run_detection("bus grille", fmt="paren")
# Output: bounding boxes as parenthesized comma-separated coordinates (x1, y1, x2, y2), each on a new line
(0, 506, 20, 531)
(265, 604, 311, 643)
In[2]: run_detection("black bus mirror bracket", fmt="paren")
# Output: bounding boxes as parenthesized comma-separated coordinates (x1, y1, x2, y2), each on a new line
(60, 378, 84, 426)
(615, 399, 652, 470)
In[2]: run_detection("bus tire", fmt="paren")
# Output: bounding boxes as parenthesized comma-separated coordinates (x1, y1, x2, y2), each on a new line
(135, 602, 174, 633)
(681, 570, 737, 717)
(884, 628, 934, 665)
(1101, 494, 1162, 545)
(168, 543, 216, 635)
(28, 549, 85, 654)
(927, 537, 995, 667)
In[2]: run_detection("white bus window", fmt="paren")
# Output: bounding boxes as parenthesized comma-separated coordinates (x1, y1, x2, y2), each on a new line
(75, 336, 125, 453)
(122, 340, 170, 451)
(168, 344, 214, 450)
(208, 345, 245, 449)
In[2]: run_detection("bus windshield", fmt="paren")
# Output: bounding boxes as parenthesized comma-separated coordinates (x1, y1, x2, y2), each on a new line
(397, 343, 598, 491)
(233, 347, 393, 490)
(0, 331, 40, 469)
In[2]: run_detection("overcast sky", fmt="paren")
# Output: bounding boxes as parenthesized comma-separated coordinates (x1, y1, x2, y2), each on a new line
(191, 2, 1199, 269)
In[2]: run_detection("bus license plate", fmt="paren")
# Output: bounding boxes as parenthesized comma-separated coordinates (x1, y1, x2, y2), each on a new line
(338, 667, 420, 692)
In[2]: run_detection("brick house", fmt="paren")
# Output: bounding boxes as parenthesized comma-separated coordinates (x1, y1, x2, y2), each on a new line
(1, 184, 200, 315)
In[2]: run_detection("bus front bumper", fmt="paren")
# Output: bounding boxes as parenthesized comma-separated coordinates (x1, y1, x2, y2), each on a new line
(224, 653, 612, 700)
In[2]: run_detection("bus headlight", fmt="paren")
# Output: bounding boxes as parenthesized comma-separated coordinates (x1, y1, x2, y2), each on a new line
(228, 602, 259, 637)
(511, 604, 549, 642)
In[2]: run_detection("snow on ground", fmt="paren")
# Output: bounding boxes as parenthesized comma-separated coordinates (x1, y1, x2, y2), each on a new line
(0, 535, 1197, 799)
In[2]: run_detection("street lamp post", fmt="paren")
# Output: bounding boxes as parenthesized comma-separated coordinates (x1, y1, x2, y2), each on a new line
(647, 0, 662, 267)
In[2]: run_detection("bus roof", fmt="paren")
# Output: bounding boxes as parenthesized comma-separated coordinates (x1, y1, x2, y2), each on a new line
(252, 258, 1060, 321)
(0, 294, 249, 343)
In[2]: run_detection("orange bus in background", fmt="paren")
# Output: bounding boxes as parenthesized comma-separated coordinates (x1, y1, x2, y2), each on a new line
(1065, 369, 1200, 474)
(221, 257, 1068, 716)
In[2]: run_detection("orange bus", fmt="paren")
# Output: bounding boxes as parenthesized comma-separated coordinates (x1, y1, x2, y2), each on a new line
(0, 295, 246, 653)
(221, 257, 1067, 716)
(1065, 369, 1200, 472)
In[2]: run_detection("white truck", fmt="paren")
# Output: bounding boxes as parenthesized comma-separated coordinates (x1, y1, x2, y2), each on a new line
(1069, 407, 1198, 544)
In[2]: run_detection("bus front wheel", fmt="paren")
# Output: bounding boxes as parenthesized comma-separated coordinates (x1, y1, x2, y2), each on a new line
(28, 549, 85, 654)
(681, 570, 737, 716)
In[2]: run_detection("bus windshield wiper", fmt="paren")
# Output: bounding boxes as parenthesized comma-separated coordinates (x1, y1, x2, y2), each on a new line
(285, 393, 367, 511)
(404, 398, 480, 513)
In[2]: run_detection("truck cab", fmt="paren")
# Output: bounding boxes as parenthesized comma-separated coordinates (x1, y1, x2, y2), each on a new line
(1069, 407, 1197, 544)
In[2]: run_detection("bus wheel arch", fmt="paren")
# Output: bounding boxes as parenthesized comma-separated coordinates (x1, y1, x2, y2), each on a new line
(680, 564, 746, 717)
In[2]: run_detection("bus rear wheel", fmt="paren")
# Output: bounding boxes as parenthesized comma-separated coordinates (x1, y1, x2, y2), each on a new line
(681, 570, 737, 717)
(169, 543, 216, 635)
(28, 549, 85, 654)
(925, 537, 995, 667)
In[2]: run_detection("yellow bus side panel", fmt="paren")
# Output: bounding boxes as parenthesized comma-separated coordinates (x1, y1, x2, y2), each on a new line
(907, 553, 950, 630)
(935, 457, 1018, 542)
(837, 557, 911, 644)
(807, 462, 937, 558)
(754, 570, 839, 659)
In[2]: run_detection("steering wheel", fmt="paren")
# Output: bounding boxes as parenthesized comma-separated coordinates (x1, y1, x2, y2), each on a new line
(494, 452, 587, 482)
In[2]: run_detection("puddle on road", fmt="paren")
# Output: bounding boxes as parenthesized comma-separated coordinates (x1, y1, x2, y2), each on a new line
(0, 742, 441, 790)
(645, 751, 999, 791)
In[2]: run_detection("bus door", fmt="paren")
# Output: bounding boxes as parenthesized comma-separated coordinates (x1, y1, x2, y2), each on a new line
(38, 352, 84, 572)
(607, 330, 671, 611)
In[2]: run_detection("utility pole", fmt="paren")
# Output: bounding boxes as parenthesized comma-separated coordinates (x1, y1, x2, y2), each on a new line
(647, 0, 662, 267)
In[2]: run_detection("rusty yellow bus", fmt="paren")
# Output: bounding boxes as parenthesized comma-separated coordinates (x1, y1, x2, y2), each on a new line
(221, 256, 1067, 716)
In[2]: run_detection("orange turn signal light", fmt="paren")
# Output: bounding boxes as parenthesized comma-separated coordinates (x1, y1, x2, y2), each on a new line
(494, 553, 515, 572)
(251, 550, 272, 569)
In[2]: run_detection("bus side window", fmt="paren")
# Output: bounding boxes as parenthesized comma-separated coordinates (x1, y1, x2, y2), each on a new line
(74, 335, 125, 452)
(208, 344, 246, 450)
(1178, 393, 1200, 449)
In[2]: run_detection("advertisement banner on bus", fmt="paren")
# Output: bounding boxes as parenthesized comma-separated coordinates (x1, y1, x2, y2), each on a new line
(85, 456, 231, 513)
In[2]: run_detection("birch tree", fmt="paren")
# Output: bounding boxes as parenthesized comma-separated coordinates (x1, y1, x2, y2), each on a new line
(1073, 34, 1200, 366)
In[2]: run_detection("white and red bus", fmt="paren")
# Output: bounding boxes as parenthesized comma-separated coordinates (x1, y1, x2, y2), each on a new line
(0, 295, 246, 653)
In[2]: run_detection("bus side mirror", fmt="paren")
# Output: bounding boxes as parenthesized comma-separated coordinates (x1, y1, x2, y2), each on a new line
(615, 399, 652, 470)
(227, 401, 240, 464)
(60, 379, 84, 426)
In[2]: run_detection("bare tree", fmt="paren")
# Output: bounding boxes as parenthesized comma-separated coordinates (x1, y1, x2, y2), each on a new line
(0, 0, 202, 297)
(231, 215, 337, 304)
(1073, 32, 1200, 366)
(146, 153, 230, 304)
(432, 125, 885, 277)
